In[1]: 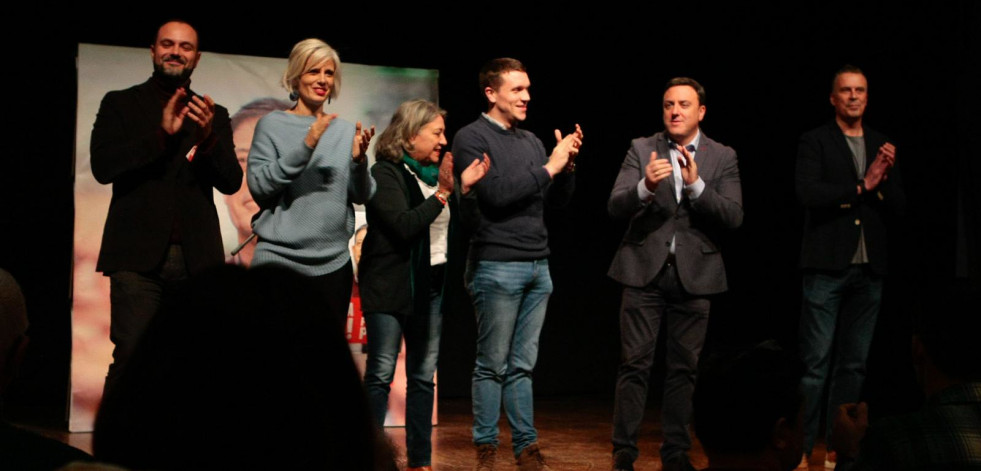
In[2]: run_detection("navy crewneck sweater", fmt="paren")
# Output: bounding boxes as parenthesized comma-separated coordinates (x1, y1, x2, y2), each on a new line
(451, 116, 574, 261)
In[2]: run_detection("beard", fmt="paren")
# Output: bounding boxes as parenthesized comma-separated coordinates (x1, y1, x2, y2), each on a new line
(152, 59, 194, 84)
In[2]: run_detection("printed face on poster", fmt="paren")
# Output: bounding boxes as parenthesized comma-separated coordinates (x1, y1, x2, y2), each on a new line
(72, 43, 438, 431)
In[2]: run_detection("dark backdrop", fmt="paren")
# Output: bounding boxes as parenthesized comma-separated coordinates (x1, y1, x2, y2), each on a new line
(3, 3, 977, 426)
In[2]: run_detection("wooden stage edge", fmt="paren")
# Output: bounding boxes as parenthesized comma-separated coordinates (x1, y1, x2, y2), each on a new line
(37, 395, 832, 470)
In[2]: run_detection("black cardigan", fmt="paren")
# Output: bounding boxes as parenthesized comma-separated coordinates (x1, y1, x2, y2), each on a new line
(359, 159, 446, 316)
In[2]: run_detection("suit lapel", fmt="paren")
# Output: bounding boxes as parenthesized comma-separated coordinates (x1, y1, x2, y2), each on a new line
(828, 122, 861, 177)
(861, 125, 884, 174)
(694, 133, 717, 182)
(135, 80, 163, 129)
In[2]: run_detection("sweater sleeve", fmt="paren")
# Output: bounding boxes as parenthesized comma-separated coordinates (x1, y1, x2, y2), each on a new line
(452, 125, 552, 209)
(247, 114, 315, 203)
(348, 157, 376, 204)
(544, 138, 575, 208)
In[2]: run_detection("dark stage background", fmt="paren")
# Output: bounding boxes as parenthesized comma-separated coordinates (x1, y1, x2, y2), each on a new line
(3, 3, 977, 427)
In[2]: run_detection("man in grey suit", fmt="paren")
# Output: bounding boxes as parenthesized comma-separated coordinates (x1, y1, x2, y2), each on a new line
(608, 77, 743, 471)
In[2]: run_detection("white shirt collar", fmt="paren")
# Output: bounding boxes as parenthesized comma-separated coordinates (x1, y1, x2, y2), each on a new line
(481, 112, 510, 130)
(669, 129, 701, 152)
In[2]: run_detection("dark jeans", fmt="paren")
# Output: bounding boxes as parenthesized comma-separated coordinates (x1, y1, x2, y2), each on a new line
(612, 263, 709, 465)
(105, 244, 188, 397)
(364, 265, 444, 467)
(799, 265, 881, 453)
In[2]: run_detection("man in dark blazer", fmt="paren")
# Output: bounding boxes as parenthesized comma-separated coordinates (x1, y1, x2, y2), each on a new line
(608, 77, 743, 471)
(90, 20, 241, 395)
(795, 65, 904, 467)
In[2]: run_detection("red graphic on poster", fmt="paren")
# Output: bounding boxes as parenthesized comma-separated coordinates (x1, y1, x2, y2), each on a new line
(347, 283, 367, 344)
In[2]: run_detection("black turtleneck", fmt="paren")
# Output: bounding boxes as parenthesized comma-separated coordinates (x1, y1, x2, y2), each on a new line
(149, 69, 191, 104)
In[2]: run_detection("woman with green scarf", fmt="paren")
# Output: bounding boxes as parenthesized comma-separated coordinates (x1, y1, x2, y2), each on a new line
(359, 100, 489, 471)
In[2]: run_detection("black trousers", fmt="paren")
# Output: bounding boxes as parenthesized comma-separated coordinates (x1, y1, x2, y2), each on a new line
(307, 260, 354, 333)
(105, 244, 188, 397)
(611, 263, 710, 464)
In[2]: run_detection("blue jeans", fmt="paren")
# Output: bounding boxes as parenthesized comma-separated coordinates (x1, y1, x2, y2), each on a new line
(799, 265, 882, 453)
(466, 259, 553, 457)
(364, 286, 443, 467)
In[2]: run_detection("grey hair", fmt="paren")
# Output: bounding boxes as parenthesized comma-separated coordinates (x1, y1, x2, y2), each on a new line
(373, 100, 446, 162)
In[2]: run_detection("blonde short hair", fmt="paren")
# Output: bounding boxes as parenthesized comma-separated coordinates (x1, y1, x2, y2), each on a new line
(282, 38, 341, 100)
(374, 100, 446, 162)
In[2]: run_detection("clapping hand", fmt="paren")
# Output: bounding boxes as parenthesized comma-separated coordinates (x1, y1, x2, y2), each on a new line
(545, 123, 584, 176)
(677, 144, 698, 185)
(458, 152, 491, 195)
(161, 88, 217, 143)
(862, 142, 895, 192)
(304, 113, 338, 148)
(352, 121, 376, 163)
(644, 152, 673, 192)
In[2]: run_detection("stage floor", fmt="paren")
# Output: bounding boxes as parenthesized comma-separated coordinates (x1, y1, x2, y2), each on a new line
(44, 395, 831, 470)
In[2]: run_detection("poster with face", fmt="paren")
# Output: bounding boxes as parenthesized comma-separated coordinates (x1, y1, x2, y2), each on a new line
(73, 43, 438, 431)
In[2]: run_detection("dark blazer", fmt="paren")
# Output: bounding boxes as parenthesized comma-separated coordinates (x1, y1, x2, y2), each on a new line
(607, 132, 743, 295)
(359, 159, 446, 316)
(90, 78, 241, 276)
(795, 121, 905, 275)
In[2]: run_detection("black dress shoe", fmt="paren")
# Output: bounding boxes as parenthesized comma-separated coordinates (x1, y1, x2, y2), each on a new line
(612, 450, 634, 471)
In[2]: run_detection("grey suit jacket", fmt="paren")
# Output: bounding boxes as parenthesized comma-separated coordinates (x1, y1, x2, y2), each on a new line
(607, 131, 743, 295)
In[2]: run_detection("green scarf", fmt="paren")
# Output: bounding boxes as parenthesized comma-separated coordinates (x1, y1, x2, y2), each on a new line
(401, 153, 439, 186)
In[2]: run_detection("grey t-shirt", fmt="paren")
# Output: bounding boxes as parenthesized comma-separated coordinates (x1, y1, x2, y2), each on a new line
(846, 134, 869, 264)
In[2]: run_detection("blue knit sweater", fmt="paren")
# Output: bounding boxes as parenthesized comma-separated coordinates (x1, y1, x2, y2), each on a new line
(247, 111, 376, 276)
